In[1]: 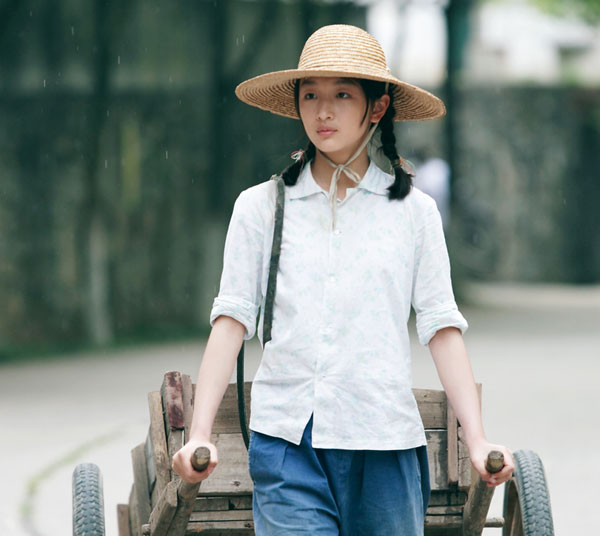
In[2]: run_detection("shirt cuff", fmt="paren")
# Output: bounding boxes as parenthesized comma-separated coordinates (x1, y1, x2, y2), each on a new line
(416, 303, 469, 346)
(210, 295, 258, 340)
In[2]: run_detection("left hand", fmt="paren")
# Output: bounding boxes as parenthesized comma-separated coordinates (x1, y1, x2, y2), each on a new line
(468, 439, 515, 487)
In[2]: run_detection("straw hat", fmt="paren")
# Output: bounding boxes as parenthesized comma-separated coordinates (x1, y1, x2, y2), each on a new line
(235, 24, 445, 122)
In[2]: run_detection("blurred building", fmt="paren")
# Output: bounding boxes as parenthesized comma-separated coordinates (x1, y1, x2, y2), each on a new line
(366, 0, 600, 86)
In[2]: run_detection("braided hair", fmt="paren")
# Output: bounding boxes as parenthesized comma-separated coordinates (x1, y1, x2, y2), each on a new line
(280, 79, 413, 200)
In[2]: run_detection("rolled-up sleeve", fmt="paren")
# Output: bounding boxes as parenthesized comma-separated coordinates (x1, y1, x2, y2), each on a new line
(210, 189, 265, 340)
(411, 197, 468, 346)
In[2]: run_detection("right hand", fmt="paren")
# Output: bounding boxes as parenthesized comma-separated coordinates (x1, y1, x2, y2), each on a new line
(172, 439, 218, 483)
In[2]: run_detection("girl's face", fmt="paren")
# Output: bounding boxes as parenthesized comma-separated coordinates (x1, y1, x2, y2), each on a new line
(298, 77, 389, 163)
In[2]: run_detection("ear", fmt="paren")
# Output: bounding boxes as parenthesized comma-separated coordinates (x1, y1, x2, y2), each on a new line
(370, 94, 391, 123)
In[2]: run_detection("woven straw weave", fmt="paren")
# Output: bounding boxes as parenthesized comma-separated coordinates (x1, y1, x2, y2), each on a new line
(235, 25, 445, 122)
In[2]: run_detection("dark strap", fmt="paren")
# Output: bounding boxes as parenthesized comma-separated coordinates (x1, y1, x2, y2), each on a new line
(237, 175, 285, 449)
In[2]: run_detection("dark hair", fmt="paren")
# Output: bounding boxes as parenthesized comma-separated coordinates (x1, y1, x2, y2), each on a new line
(280, 78, 412, 200)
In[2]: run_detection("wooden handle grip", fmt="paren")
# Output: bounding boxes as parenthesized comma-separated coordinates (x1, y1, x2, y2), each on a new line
(486, 450, 504, 474)
(190, 446, 211, 472)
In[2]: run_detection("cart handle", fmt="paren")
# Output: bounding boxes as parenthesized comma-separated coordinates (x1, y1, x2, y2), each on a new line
(486, 450, 504, 474)
(190, 446, 211, 473)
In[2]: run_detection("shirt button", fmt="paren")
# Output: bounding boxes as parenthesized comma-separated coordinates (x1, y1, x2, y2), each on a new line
(334, 229, 342, 235)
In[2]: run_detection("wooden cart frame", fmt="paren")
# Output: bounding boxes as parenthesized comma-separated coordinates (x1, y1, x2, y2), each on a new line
(72, 370, 554, 536)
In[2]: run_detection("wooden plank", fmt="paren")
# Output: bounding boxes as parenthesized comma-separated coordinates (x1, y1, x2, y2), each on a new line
(198, 433, 253, 496)
(117, 504, 131, 536)
(128, 484, 141, 536)
(161, 371, 185, 430)
(148, 390, 171, 493)
(211, 383, 252, 435)
(194, 494, 253, 512)
(462, 478, 497, 536)
(194, 496, 230, 512)
(190, 509, 254, 522)
(181, 374, 194, 443)
(447, 400, 459, 486)
(148, 480, 178, 536)
(145, 432, 157, 498)
(185, 519, 254, 533)
(426, 505, 464, 516)
(211, 384, 448, 435)
(414, 388, 448, 430)
(131, 443, 152, 526)
(425, 430, 448, 491)
(424, 514, 463, 528)
(161, 371, 185, 485)
(428, 490, 467, 507)
(458, 427, 471, 490)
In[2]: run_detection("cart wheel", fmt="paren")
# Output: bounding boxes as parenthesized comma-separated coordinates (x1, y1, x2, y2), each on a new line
(502, 450, 554, 536)
(72, 463, 106, 536)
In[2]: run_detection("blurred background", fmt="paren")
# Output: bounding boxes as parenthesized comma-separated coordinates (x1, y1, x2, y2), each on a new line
(0, 0, 598, 535)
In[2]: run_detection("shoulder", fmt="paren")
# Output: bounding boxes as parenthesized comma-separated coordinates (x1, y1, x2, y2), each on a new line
(405, 185, 438, 212)
(230, 178, 278, 230)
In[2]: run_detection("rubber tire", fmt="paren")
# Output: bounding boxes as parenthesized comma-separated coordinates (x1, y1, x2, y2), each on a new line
(503, 450, 554, 536)
(72, 463, 106, 536)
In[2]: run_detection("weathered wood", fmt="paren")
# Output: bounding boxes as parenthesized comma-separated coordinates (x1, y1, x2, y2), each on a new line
(167, 474, 205, 535)
(414, 388, 448, 429)
(211, 383, 447, 435)
(461, 451, 504, 536)
(190, 446, 211, 472)
(447, 401, 459, 486)
(210, 383, 252, 435)
(198, 433, 253, 496)
(145, 432, 157, 499)
(425, 515, 463, 529)
(190, 509, 254, 522)
(161, 371, 185, 430)
(194, 496, 230, 512)
(425, 430, 448, 490)
(131, 443, 152, 526)
(128, 484, 141, 536)
(117, 503, 132, 536)
(426, 505, 464, 516)
(148, 390, 171, 492)
(458, 427, 471, 490)
(161, 371, 185, 485)
(429, 490, 468, 507)
(184, 519, 254, 533)
(181, 374, 194, 443)
(148, 480, 178, 536)
(193, 495, 253, 512)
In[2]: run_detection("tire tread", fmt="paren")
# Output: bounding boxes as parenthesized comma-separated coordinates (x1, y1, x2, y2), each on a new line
(72, 463, 106, 536)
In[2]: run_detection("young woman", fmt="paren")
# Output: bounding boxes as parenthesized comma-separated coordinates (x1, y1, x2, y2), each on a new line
(173, 24, 514, 535)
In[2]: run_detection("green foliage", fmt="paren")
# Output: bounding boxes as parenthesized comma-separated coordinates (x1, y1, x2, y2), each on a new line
(532, 0, 600, 21)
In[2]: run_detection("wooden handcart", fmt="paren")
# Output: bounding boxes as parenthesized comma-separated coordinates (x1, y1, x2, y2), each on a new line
(72, 370, 554, 536)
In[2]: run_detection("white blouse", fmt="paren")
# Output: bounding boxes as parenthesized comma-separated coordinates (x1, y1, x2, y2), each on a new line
(210, 161, 468, 450)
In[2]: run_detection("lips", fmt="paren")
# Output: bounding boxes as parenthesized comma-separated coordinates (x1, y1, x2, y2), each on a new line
(317, 127, 336, 136)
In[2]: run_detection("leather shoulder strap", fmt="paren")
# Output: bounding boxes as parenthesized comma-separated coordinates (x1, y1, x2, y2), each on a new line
(263, 175, 285, 344)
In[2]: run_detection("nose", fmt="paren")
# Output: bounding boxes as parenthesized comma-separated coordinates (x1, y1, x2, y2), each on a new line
(316, 98, 334, 120)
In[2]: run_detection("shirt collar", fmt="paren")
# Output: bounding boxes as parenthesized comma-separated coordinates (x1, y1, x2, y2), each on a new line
(288, 160, 393, 200)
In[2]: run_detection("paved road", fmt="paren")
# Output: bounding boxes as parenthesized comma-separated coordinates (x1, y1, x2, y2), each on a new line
(1, 283, 598, 535)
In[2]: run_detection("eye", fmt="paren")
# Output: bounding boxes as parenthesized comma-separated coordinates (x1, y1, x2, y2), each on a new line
(337, 91, 351, 99)
(302, 92, 316, 100)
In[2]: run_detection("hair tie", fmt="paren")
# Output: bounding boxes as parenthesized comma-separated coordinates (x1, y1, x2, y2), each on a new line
(291, 150, 305, 162)
(391, 157, 416, 177)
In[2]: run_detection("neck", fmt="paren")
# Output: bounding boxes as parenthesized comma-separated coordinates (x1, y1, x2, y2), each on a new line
(311, 148, 370, 191)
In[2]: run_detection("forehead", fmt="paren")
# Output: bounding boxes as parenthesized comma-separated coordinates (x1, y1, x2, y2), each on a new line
(298, 77, 361, 88)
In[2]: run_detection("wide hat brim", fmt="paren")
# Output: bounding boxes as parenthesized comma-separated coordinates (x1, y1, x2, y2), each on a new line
(236, 68, 446, 122)
(235, 25, 446, 122)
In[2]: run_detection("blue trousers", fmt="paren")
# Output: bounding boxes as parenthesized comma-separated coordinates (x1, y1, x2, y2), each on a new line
(249, 417, 430, 535)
